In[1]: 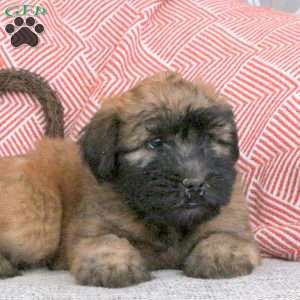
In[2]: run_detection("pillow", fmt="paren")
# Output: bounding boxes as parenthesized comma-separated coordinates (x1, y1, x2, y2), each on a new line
(0, 0, 299, 260)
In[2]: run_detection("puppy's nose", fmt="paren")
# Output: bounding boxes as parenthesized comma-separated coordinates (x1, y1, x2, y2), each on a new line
(182, 178, 205, 197)
(182, 178, 203, 189)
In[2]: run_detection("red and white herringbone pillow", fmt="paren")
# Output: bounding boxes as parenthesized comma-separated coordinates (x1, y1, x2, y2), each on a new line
(0, 0, 299, 260)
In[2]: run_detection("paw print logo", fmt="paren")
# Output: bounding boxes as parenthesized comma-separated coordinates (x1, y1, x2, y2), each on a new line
(5, 17, 44, 47)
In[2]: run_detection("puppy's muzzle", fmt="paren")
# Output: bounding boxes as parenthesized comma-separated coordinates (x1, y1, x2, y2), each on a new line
(182, 178, 206, 208)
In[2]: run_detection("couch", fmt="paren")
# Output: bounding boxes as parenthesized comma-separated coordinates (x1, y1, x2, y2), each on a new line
(0, 259, 299, 300)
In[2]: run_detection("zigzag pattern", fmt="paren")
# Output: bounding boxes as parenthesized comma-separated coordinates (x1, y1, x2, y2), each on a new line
(0, 0, 299, 260)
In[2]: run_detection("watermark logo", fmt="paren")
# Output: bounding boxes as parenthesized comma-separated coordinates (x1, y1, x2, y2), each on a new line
(4, 4, 46, 47)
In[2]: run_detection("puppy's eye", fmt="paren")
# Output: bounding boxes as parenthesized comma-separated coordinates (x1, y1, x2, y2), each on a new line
(145, 138, 163, 150)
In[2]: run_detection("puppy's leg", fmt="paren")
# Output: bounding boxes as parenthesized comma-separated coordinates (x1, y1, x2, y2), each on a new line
(183, 176, 261, 278)
(184, 233, 260, 278)
(0, 253, 19, 278)
(70, 234, 151, 288)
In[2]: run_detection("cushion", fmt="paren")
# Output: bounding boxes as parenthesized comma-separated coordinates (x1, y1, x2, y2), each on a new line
(0, 259, 299, 300)
(0, 1, 299, 260)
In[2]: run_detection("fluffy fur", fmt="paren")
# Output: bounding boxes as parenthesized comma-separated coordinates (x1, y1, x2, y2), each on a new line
(0, 72, 261, 287)
(0, 67, 65, 277)
(67, 72, 261, 287)
(0, 139, 83, 277)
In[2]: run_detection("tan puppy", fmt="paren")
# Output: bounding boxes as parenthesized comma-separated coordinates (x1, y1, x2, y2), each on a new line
(0, 71, 261, 287)
(63, 72, 261, 287)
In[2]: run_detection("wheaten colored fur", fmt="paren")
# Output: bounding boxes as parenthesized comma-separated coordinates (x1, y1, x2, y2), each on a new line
(0, 72, 261, 287)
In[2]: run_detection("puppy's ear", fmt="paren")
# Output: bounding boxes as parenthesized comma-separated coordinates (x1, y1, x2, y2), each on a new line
(80, 103, 119, 180)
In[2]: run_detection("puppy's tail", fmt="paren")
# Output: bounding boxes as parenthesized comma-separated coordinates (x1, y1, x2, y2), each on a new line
(0, 68, 64, 137)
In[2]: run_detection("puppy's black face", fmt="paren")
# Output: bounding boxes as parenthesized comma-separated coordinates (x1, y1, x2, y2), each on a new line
(80, 73, 240, 231)
(114, 106, 239, 230)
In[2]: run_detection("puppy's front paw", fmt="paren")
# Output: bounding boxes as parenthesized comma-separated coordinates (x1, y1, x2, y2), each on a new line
(184, 233, 261, 279)
(71, 236, 151, 288)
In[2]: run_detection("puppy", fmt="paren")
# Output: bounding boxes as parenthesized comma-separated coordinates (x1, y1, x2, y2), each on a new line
(0, 71, 260, 287)
(62, 72, 261, 287)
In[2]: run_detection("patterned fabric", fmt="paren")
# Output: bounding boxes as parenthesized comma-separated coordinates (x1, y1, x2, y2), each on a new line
(0, 0, 299, 260)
